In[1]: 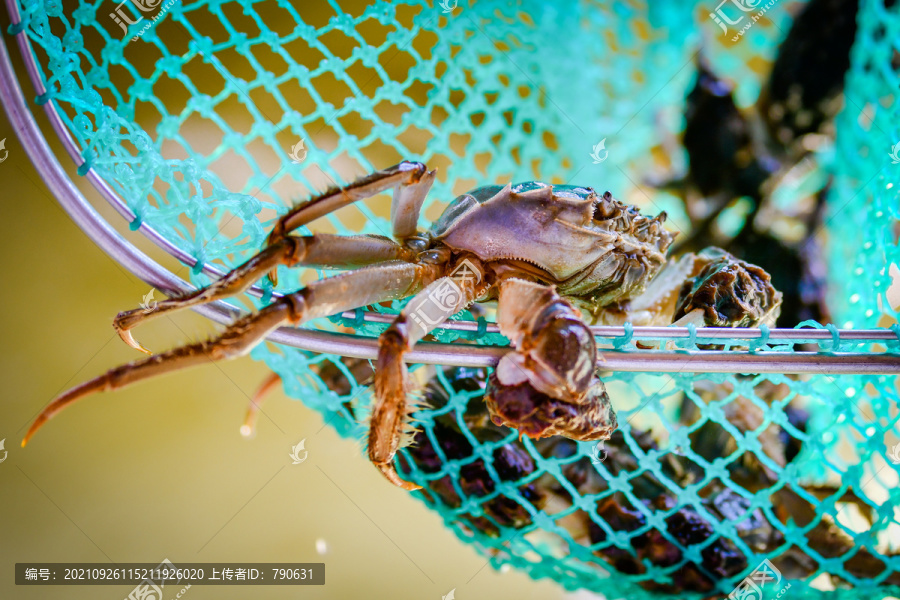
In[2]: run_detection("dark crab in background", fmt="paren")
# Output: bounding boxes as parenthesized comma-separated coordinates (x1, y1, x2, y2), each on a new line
(653, 0, 881, 327)
(400, 367, 900, 595)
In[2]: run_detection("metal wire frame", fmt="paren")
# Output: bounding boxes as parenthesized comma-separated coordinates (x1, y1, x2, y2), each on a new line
(2, 5, 900, 375)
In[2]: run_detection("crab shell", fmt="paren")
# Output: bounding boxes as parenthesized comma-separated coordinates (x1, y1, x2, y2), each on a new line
(428, 182, 676, 306)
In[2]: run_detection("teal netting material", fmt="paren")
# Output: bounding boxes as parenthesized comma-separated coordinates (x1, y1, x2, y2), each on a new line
(8, 0, 900, 597)
(828, 0, 900, 329)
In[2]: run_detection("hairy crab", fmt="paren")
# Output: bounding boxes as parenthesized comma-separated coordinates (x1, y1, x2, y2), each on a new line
(23, 162, 781, 490)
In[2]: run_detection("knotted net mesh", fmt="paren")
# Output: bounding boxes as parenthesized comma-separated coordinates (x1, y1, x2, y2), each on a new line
(9, 0, 900, 596)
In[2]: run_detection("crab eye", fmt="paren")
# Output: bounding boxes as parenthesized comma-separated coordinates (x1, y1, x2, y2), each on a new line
(405, 237, 429, 252)
(592, 191, 618, 220)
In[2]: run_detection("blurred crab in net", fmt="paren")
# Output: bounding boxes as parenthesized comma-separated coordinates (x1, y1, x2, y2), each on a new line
(24, 162, 780, 490)
(651, 0, 879, 327)
(400, 366, 900, 595)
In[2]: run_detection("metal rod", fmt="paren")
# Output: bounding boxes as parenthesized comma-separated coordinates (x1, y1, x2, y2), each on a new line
(333, 310, 900, 342)
(254, 330, 900, 374)
(3, 20, 899, 375)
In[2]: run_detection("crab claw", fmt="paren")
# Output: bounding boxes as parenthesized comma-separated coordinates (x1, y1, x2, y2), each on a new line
(495, 308, 598, 400)
(673, 247, 783, 328)
(485, 371, 617, 441)
(491, 278, 617, 442)
(496, 280, 600, 400)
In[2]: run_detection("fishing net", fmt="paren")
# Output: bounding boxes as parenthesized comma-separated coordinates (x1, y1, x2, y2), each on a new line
(7, 0, 900, 596)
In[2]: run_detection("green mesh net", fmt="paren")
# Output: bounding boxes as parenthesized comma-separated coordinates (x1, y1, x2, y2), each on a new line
(9, 0, 900, 597)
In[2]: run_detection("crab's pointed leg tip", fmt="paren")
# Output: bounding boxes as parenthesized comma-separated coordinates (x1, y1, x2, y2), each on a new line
(20, 378, 108, 449)
(117, 329, 153, 355)
(267, 270, 279, 287)
(21, 419, 43, 448)
(239, 424, 254, 438)
(378, 463, 422, 491)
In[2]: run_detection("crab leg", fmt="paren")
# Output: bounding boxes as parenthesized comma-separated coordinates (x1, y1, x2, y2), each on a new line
(23, 261, 441, 447)
(266, 161, 436, 283)
(240, 371, 282, 438)
(370, 260, 483, 490)
(115, 234, 414, 354)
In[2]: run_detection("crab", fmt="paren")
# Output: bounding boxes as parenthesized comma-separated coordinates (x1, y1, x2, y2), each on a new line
(22, 162, 782, 490)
